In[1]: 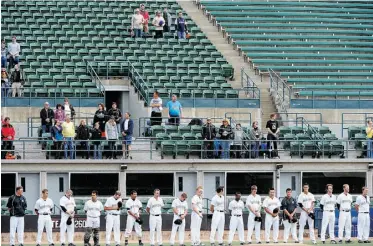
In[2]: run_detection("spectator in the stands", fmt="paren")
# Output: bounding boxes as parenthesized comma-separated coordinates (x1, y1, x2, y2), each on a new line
(150, 91, 163, 126)
(152, 11, 165, 39)
(131, 8, 145, 38)
(1, 117, 15, 154)
(232, 123, 243, 159)
(266, 113, 280, 158)
(105, 116, 119, 159)
(51, 120, 63, 159)
(91, 122, 102, 160)
(54, 104, 65, 123)
(202, 118, 216, 159)
(93, 103, 107, 134)
(250, 121, 262, 159)
(62, 115, 75, 159)
(62, 98, 75, 120)
(140, 4, 149, 34)
(166, 94, 182, 126)
(175, 12, 188, 39)
(219, 118, 233, 159)
(7, 36, 20, 69)
(366, 120, 373, 158)
(77, 119, 90, 159)
(163, 8, 171, 33)
(107, 102, 122, 133)
(1, 67, 10, 97)
(11, 64, 22, 97)
(40, 102, 54, 133)
(121, 112, 134, 160)
(1, 41, 8, 68)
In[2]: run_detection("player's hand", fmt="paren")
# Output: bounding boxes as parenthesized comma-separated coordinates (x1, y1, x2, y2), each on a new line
(255, 212, 261, 217)
(289, 215, 293, 220)
(199, 213, 203, 218)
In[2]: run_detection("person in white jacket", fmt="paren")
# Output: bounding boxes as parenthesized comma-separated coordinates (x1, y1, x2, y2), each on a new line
(105, 116, 118, 159)
(131, 9, 144, 38)
(152, 11, 165, 39)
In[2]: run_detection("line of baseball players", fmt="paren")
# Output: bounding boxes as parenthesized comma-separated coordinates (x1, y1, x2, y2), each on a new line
(6, 184, 371, 246)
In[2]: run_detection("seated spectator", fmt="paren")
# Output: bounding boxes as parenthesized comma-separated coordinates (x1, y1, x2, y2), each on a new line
(11, 64, 23, 97)
(232, 123, 243, 159)
(1, 117, 15, 158)
(175, 12, 188, 39)
(93, 103, 107, 135)
(1, 67, 10, 97)
(62, 98, 76, 120)
(51, 120, 63, 159)
(90, 122, 102, 160)
(107, 102, 122, 133)
(163, 8, 171, 32)
(166, 95, 182, 126)
(54, 104, 65, 123)
(76, 120, 90, 159)
(219, 118, 233, 159)
(105, 117, 119, 159)
(1, 41, 7, 68)
(131, 8, 145, 38)
(152, 11, 165, 39)
(202, 118, 216, 159)
(62, 115, 75, 159)
(7, 36, 20, 69)
(40, 102, 54, 133)
(140, 4, 150, 33)
(250, 121, 262, 158)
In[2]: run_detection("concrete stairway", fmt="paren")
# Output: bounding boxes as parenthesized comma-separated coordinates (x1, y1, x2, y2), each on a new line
(177, 0, 276, 129)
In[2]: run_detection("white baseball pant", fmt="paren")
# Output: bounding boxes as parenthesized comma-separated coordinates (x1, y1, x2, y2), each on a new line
(228, 215, 244, 244)
(149, 214, 162, 245)
(320, 211, 336, 241)
(191, 212, 202, 245)
(298, 210, 316, 242)
(247, 212, 261, 243)
(264, 214, 279, 242)
(36, 214, 53, 244)
(86, 217, 100, 228)
(170, 215, 185, 245)
(106, 214, 121, 245)
(124, 215, 142, 238)
(283, 219, 298, 242)
(357, 213, 370, 241)
(9, 216, 24, 245)
(210, 211, 225, 244)
(60, 215, 75, 244)
(338, 211, 351, 240)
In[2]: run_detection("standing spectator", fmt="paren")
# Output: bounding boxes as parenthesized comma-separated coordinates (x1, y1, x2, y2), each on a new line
(152, 11, 165, 39)
(105, 117, 119, 159)
(1, 67, 10, 97)
(366, 120, 373, 158)
(76, 120, 90, 159)
(7, 36, 20, 69)
(266, 113, 280, 158)
(139, 4, 149, 34)
(232, 123, 243, 159)
(131, 9, 145, 38)
(250, 121, 262, 158)
(62, 115, 75, 159)
(90, 122, 103, 160)
(175, 12, 188, 39)
(1, 117, 15, 157)
(121, 112, 134, 160)
(54, 104, 65, 123)
(1, 41, 8, 68)
(150, 91, 163, 126)
(163, 8, 171, 33)
(40, 102, 54, 133)
(202, 118, 216, 159)
(166, 95, 182, 126)
(7, 186, 27, 246)
(107, 102, 122, 133)
(11, 64, 22, 97)
(62, 98, 76, 120)
(219, 118, 233, 159)
(51, 120, 63, 159)
(93, 103, 107, 134)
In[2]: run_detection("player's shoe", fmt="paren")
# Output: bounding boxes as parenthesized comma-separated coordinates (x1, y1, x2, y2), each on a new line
(240, 243, 244, 245)
(266, 242, 270, 244)
(247, 242, 252, 245)
(331, 240, 337, 244)
(283, 241, 287, 243)
(358, 241, 364, 243)
(49, 244, 55, 246)
(294, 241, 299, 244)
(364, 241, 371, 243)
(273, 242, 278, 244)
(211, 243, 215, 246)
(36, 244, 41, 246)
(345, 240, 352, 243)
(312, 241, 317, 245)
(322, 241, 325, 244)
(68, 244, 76, 246)
(257, 242, 262, 244)
(61, 244, 66, 246)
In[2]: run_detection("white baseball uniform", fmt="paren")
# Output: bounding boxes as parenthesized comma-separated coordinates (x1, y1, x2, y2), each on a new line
(170, 198, 188, 245)
(337, 192, 353, 241)
(124, 198, 143, 238)
(147, 197, 164, 245)
(263, 196, 281, 243)
(356, 195, 370, 241)
(228, 199, 245, 244)
(320, 194, 337, 241)
(210, 194, 225, 244)
(246, 194, 262, 243)
(105, 196, 122, 245)
(85, 200, 104, 228)
(35, 198, 54, 245)
(297, 192, 316, 243)
(60, 195, 76, 244)
(191, 195, 203, 246)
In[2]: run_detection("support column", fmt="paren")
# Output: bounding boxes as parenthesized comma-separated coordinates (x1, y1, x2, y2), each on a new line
(367, 169, 373, 197)
(276, 170, 281, 198)
(40, 171, 47, 190)
(197, 171, 204, 188)
(119, 171, 126, 197)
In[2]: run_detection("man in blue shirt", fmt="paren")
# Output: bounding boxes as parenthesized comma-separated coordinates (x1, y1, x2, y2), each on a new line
(175, 12, 187, 39)
(166, 95, 182, 126)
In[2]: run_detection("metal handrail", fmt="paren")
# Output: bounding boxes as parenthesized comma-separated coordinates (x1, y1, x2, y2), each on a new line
(86, 61, 106, 102)
(268, 68, 291, 111)
(241, 67, 261, 99)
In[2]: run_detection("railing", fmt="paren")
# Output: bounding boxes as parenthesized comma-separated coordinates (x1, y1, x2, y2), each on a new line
(224, 112, 252, 127)
(341, 112, 373, 138)
(241, 67, 261, 100)
(277, 112, 323, 127)
(127, 62, 151, 105)
(86, 61, 106, 102)
(268, 68, 291, 112)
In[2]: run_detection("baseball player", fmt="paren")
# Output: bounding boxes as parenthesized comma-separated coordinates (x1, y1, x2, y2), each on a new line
(35, 189, 54, 246)
(84, 190, 104, 246)
(191, 186, 204, 246)
(60, 189, 76, 246)
(263, 188, 281, 243)
(210, 186, 225, 246)
(355, 186, 371, 243)
(320, 184, 337, 244)
(7, 186, 27, 246)
(246, 185, 262, 244)
(336, 184, 353, 243)
(227, 192, 245, 246)
(124, 190, 143, 246)
(297, 183, 317, 244)
(104, 190, 122, 246)
(281, 188, 299, 243)
(170, 193, 188, 246)
(146, 189, 165, 246)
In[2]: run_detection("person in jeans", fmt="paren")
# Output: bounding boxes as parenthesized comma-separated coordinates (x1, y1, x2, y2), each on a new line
(54, 104, 65, 123)
(163, 8, 171, 33)
(175, 12, 188, 39)
(219, 118, 233, 159)
(232, 123, 243, 159)
(1, 67, 10, 97)
(250, 121, 262, 158)
(107, 102, 122, 133)
(1, 41, 8, 68)
(40, 102, 54, 133)
(131, 9, 144, 38)
(152, 11, 165, 39)
(51, 120, 63, 159)
(202, 118, 216, 159)
(7, 36, 20, 69)
(366, 120, 373, 158)
(91, 122, 102, 160)
(1, 117, 15, 158)
(266, 113, 280, 158)
(121, 112, 134, 159)
(62, 115, 75, 159)
(105, 117, 119, 159)
(150, 91, 163, 126)
(76, 120, 90, 159)
(166, 95, 182, 126)
(11, 64, 22, 97)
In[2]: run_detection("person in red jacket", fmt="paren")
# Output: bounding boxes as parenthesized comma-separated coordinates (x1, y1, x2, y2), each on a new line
(1, 116, 15, 154)
(140, 4, 149, 34)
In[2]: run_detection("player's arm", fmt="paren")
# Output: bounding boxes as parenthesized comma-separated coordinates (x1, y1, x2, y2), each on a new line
(354, 198, 360, 212)
(281, 200, 291, 218)
(297, 195, 308, 213)
(183, 204, 188, 217)
(336, 195, 341, 210)
(146, 199, 151, 214)
(291, 200, 297, 216)
(128, 210, 138, 219)
(264, 207, 273, 216)
(104, 203, 120, 211)
(210, 204, 214, 213)
(192, 199, 202, 218)
(34, 201, 39, 215)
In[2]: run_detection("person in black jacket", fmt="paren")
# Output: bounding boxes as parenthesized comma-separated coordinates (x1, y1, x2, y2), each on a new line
(93, 103, 107, 133)
(7, 186, 27, 246)
(76, 119, 90, 159)
(107, 102, 122, 133)
(202, 118, 216, 159)
(219, 118, 233, 159)
(40, 102, 54, 133)
(90, 122, 103, 159)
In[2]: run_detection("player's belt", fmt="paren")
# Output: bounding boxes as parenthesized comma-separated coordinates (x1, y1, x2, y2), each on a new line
(216, 210, 224, 212)
(359, 212, 369, 214)
(88, 216, 99, 218)
(41, 213, 50, 215)
(151, 214, 160, 216)
(108, 213, 119, 216)
(341, 210, 350, 212)
(233, 215, 242, 217)
(325, 210, 334, 212)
